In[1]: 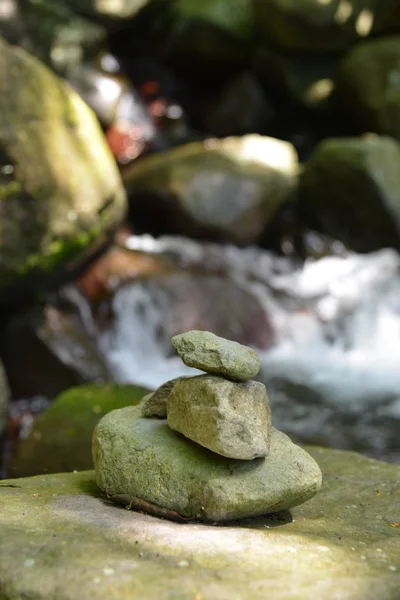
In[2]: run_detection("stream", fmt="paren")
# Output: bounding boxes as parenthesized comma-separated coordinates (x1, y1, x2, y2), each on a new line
(37, 235, 400, 463)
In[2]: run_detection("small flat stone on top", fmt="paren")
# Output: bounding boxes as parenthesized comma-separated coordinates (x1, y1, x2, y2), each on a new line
(140, 377, 184, 418)
(171, 330, 260, 380)
(167, 375, 271, 459)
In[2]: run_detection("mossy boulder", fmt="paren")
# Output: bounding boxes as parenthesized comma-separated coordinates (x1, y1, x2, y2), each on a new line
(0, 38, 126, 297)
(252, 0, 400, 53)
(338, 35, 400, 138)
(93, 406, 321, 521)
(299, 135, 400, 252)
(124, 135, 298, 245)
(8, 384, 149, 478)
(0, 447, 399, 599)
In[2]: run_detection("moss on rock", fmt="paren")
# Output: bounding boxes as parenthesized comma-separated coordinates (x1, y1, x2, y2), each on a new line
(8, 384, 149, 477)
(0, 446, 399, 599)
(0, 37, 126, 292)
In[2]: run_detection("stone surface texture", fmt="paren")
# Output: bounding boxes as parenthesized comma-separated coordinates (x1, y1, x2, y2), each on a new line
(141, 377, 185, 418)
(8, 384, 148, 478)
(93, 406, 321, 521)
(123, 135, 298, 246)
(167, 375, 271, 459)
(299, 135, 400, 252)
(0, 447, 399, 599)
(0, 38, 126, 292)
(171, 330, 261, 380)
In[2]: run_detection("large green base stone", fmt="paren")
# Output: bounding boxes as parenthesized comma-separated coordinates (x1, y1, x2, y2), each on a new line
(93, 406, 321, 521)
(171, 330, 261, 380)
(0, 448, 399, 600)
(167, 375, 271, 460)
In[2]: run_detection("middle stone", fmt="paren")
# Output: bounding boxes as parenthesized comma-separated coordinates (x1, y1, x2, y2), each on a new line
(167, 375, 272, 460)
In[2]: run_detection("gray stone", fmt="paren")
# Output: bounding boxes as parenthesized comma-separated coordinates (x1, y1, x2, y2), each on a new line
(0, 38, 126, 294)
(123, 135, 298, 246)
(171, 330, 261, 380)
(167, 375, 271, 459)
(140, 377, 184, 419)
(299, 135, 400, 252)
(93, 405, 321, 521)
(1, 446, 399, 599)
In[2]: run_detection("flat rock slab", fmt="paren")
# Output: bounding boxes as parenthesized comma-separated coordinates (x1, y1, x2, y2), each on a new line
(93, 406, 321, 520)
(171, 330, 261, 380)
(0, 448, 399, 600)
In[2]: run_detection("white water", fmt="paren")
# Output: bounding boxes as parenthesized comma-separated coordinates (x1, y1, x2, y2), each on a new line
(54, 236, 400, 460)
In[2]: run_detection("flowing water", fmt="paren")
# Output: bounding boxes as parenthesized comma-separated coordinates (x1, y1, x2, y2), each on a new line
(43, 236, 400, 462)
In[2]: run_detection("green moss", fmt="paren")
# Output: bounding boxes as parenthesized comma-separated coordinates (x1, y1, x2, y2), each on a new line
(9, 384, 150, 478)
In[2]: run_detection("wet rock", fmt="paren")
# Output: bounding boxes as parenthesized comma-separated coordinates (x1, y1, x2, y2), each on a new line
(0, 38, 126, 298)
(8, 384, 148, 478)
(171, 330, 261, 380)
(93, 405, 321, 521)
(299, 135, 400, 252)
(203, 72, 274, 136)
(252, 0, 398, 53)
(338, 35, 400, 138)
(0, 361, 9, 436)
(124, 135, 298, 245)
(1, 448, 399, 599)
(167, 375, 271, 459)
(4, 0, 106, 74)
(140, 377, 183, 418)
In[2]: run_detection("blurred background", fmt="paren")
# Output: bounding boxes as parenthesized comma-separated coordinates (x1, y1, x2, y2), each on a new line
(1, 0, 400, 479)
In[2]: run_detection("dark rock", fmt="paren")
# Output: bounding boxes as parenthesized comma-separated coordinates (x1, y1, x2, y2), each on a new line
(252, 0, 399, 53)
(203, 72, 274, 136)
(299, 135, 400, 252)
(338, 35, 400, 138)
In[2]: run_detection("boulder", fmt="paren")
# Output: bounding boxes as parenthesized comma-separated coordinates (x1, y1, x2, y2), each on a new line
(299, 135, 400, 252)
(252, 0, 400, 53)
(123, 135, 298, 245)
(167, 375, 271, 459)
(0, 1, 105, 74)
(0, 38, 126, 298)
(8, 384, 149, 478)
(140, 377, 184, 418)
(171, 330, 261, 380)
(93, 405, 320, 521)
(1, 447, 399, 599)
(338, 35, 400, 138)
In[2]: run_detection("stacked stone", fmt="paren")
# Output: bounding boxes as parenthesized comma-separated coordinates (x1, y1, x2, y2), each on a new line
(93, 330, 322, 522)
(140, 330, 271, 460)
